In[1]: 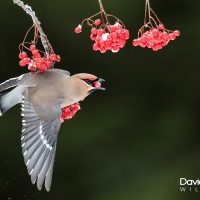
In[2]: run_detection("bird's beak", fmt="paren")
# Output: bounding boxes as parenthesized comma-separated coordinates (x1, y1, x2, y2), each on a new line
(96, 78, 106, 91)
(97, 78, 105, 83)
(95, 87, 106, 91)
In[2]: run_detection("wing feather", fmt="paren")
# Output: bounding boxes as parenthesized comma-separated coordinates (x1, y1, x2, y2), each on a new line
(21, 96, 61, 191)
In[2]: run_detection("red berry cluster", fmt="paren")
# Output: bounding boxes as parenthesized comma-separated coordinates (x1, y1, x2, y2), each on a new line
(75, 0, 129, 54)
(74, 0, 181, 53)
(93, 22, 129, 53)
(61, 102, 81, 123)
(75, 21, 129, 53)
(132, 0, 181, 51)
(132, 25, 180, 51)
(18, 44, 61, 73)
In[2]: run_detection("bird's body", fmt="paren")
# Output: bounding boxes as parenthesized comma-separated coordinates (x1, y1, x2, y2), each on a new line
(0, 68, 105, 191)
(24, 70, 90, 108)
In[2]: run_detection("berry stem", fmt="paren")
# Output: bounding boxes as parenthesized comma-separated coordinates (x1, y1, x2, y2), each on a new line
(144, 0, 151, 24)
(150, 16, 158, 27)
(98, 0, 110, 26)
(19, 25, 34, 52)
(81, 11, 102, 26)
(144, 0, 162, 26)
(150, 8, 162, 25)
(107, 14, 126, 28)
(13, 0, 54, 57)
(98, 0, 106, 14)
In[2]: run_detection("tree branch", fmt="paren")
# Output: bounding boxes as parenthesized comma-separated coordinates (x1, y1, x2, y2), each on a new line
(13, 0, 54, 56)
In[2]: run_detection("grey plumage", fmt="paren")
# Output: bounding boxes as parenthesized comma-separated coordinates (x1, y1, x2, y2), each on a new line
(0, 68, 105, 191)
(0, 76, 19, 92)
(21, 96, 59, 191)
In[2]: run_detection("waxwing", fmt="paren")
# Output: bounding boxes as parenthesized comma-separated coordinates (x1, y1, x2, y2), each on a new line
(0, 68, 105, 191)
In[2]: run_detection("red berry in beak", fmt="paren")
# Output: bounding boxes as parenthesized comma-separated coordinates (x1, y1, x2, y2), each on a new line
(93, 81, 101, 88)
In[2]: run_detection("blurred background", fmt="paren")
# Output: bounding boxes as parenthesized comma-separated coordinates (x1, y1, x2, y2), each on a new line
(0, 0, 200, 199)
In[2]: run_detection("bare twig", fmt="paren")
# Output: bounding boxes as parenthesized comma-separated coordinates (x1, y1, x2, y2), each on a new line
(13, 0, 54, 56)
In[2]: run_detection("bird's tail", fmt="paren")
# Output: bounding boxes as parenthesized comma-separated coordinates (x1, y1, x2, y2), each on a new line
(0, 77, 23, 115)
(0, 86, 24, 115)
(0, 93, 4, 116)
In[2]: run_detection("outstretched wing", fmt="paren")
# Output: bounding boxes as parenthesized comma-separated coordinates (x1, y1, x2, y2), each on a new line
(21, 96, 61, 191)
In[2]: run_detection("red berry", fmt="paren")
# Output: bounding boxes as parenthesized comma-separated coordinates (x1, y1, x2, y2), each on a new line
(49, 54, 57, 62)
(32, 49, 39, 55)
(28, 65, 34, 71)
(168, 33, 176, 40)
(111, 46, 120, 53)
(61, 102, 81, 122)
(161, 32, 168, 40)
(93, 43, 100, 51)
(75, 25, 82, 33)
(73, 103, 80, 111)
(100, 46, 107, 53)
(158, 24, 165, 30)
(30, 45, 36, 51)
(32, 49, 41, 58)
(94, 19, 101, 26)
(19, 52, 27, 59)
(24, 58, 31, 64)
(174, 30, 180, 37)
(152, 29, 160, 38)
(91, 27, 98, 35)
(19, 60, 27, 67)
(33, 53, 41, 58)
(56, 55, 61, 62)
(45, 61, 52, 68)
(90, 34, 97, 41)
(123, 29, 130, 40)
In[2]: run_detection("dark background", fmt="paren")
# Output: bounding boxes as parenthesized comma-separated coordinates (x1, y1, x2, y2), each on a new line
(0, 0, 200, 199)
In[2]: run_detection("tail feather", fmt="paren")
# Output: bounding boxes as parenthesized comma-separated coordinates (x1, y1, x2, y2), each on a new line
(0, 75, 25, 115)
(0, 77, 20, 93)
(0, 93, 4, 116)
(0, 86, 23, 114)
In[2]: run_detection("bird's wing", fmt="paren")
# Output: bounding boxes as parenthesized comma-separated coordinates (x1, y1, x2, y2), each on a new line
(21, 96, 62, 192)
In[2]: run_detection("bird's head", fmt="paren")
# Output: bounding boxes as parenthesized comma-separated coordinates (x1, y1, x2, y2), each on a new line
(72, 73, 105, 95)
(61, 73, 105, 121)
